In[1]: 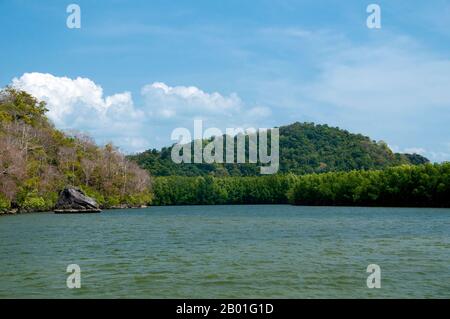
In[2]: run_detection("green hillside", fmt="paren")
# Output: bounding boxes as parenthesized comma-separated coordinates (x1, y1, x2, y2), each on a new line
(129, 122, 429, 176)
(0, 88, 152, 213)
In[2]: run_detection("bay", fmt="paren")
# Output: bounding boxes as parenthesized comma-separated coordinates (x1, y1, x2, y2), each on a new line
(0, 205, 449, 298)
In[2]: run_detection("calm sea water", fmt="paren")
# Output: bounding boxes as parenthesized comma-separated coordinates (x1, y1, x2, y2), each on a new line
(0, 205, 449, 298)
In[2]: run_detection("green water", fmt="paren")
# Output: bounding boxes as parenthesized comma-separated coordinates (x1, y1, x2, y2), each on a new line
(0, 205, 449, 298)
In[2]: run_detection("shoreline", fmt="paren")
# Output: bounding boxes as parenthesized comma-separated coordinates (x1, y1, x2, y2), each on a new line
(2, 204, 450, 216)
(0, 204, 149, 216)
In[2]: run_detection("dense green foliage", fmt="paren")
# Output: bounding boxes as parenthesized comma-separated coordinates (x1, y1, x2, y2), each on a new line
(152, 164, 449, 207)
(0, 88, 152, 213)
(288, 163, 450, 207)
(129, 122, 429, 176)
(152, 175, 296, 205)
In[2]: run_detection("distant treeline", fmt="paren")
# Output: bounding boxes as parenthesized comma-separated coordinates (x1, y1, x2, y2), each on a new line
(152, 163, 450, 207)
(152, 175, 295, 205)
(288, 163, 450, 207)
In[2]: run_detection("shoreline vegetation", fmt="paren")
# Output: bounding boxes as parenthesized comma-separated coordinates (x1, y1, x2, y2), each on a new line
(2, 162, 450, 213)
(0, 88, 152, 215)
(1, 88, 449, 215)
(152, 163, 449, 207)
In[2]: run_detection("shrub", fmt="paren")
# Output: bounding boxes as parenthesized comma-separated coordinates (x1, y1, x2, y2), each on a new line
(0, 195, 11, 213)
(21, 196, 47, 212)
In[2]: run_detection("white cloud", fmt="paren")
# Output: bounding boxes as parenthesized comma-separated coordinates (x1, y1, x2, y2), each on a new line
(141, 82, 242, 120)
(12, 73, 147, 152)
(12, 73, 141, 126)
(10, 73, 269, 153)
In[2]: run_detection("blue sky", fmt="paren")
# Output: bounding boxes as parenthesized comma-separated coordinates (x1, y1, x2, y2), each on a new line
(1, 0, 450, 161)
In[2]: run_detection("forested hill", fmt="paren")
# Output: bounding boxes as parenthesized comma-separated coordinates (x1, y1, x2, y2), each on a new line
(0, 88, 151, 213)
(129, 122, 429, 176)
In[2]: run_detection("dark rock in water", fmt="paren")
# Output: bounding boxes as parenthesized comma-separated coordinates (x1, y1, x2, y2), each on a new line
(54, 187, 101, 213)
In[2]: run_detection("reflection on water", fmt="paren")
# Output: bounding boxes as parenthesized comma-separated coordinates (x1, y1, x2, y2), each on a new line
(0, 205, 449, 298)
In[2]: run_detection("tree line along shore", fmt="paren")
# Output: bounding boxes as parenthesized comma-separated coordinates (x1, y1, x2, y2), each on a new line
(151, 164, 449, 207)
(1, 88, 448, 214)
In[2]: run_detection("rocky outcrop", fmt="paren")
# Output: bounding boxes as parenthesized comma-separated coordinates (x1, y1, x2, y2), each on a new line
(0, 208, 18, 216)
(54, 187, 101, 213)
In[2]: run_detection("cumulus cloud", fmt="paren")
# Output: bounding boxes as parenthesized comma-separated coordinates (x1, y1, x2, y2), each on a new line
(12, 73, 146, 151)
(10, 73, 269, 153)
(141, 82, 242, 120)
(12, 73, 141, 126)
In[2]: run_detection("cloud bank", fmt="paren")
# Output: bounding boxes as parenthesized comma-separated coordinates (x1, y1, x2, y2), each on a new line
(12, 73, 270, 153)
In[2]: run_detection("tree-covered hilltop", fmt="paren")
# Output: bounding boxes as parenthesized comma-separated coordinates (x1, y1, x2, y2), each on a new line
(0, 88, 152, 214)
(151, 163, 450, 207)
(129, 122, 429, 176)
